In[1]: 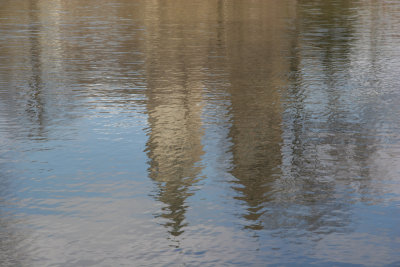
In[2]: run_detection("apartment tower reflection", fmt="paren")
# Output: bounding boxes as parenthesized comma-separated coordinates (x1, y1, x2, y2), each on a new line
(222, 0, 294, 230)
(143, 1, 213, 238)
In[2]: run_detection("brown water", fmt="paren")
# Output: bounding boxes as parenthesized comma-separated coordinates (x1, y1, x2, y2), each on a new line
(1, 0, 400, 266)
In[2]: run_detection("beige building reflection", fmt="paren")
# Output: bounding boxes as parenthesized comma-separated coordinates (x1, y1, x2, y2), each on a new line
(1, 0, 395, 251)
(221, 0, 294, 230)
(142, 1, 215, 237)
(214, 0, 357, 233)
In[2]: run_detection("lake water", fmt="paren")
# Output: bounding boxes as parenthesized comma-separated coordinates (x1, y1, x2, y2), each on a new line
(0, 0, 400, 266)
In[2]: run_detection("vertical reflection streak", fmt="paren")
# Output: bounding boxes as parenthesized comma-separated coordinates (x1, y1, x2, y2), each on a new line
(143, 0, 209, 240)
(27, 0, 45, 138)
(222, 0, 291, 231)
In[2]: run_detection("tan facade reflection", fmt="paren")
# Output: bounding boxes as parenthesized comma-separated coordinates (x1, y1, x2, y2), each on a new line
(143, 1, 215, 237)
(221, 0, 295, 230)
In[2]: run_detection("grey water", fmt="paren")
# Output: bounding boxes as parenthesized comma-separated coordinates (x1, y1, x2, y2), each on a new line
(0, 0, 400, 266)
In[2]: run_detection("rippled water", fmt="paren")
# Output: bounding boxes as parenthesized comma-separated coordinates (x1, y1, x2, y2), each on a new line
(1, 0, 400, 266)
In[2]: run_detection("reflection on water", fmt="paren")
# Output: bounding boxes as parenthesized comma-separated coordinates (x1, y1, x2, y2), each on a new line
(143, 1, 207, 237)
(0, 0, 400, 265)
(222, 1, 289, 231)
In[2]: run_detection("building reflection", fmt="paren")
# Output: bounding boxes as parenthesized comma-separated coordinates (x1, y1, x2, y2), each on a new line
(219, 0, 293, 231)
(218, 0, 361, 234)
(0, 0, 397, 260)
(142, 1, 212, 238)
(140, 0, 363, 236)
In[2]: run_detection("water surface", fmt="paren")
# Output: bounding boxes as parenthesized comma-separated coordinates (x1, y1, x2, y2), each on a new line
(0, 0, 400, 266)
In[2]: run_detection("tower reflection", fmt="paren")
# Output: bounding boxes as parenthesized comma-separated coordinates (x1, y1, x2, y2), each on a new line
(222, 0, 292, 230)
(143, 0, 213, 238)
